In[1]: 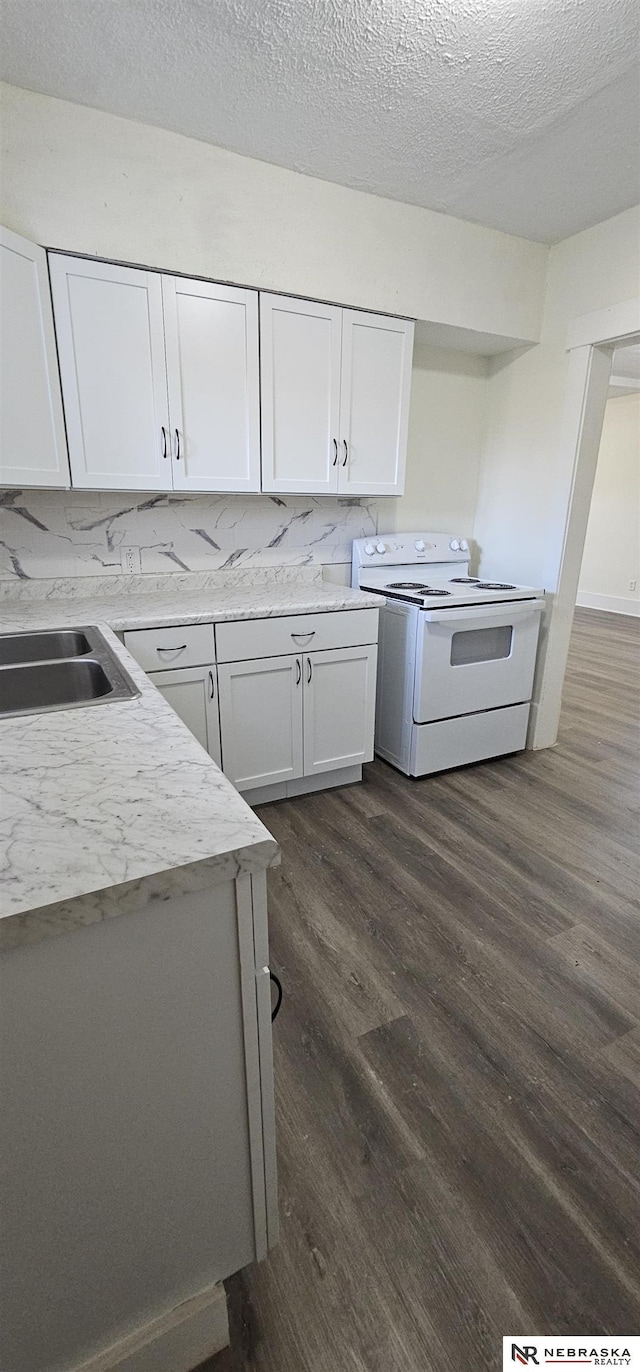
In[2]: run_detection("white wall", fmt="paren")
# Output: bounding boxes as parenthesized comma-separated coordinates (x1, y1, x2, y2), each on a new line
(0, 82, 546, 345)
(577, 392, 640, 615)
(473, 206, 640, 590)
(379, 342, 488, 543)
(473, 205, 640, 746)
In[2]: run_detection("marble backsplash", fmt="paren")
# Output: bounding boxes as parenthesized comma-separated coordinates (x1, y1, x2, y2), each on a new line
(0, 490, 378, 581)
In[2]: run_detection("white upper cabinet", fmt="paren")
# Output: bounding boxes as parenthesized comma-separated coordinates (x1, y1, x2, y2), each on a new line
(0, 226, 70, 488)
(44, 252, 412, 496)
(259, 293, 413, 497)
(49, 255, 170, 491)
(260, 294, 342, 494)
(338, 310, 414, 497)
(162, 277, 260, 492)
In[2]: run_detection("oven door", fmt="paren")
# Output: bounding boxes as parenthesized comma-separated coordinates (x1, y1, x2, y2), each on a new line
(414, 599, 544, 723)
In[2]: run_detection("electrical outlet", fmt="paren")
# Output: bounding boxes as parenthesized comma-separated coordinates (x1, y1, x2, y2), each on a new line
(121, 546, 141, 575)
(629, 579, 637, 592)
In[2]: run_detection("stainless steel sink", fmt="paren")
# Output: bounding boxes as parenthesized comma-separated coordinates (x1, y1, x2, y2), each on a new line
(0, 626, 140, 718)
(0, 629, 92, 666)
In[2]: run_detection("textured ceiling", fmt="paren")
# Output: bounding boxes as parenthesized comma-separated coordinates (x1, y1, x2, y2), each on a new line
(1, 0, 639, 242)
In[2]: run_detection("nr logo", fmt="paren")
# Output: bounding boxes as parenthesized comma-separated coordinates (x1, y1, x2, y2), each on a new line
(512, 1347, 540, 1366)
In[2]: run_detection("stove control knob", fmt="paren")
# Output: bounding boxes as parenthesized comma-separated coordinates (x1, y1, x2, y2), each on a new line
(364, 542, 375, 556)
(376, 542, 386, 555)
(449, 539, 460, 551)
(414, 539, 426, 552)
(459, 539, 469, 552)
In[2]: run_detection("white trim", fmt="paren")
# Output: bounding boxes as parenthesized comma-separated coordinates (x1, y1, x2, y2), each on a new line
(234, 872, 269, 1262)
(530, 345, 613, 749)
(241, 764, 362, 807)
(566, 297, 640, 350)
(531, 314, 640, 751)
(565, 297, 640, 351)
(576, 592, 640, 617)
(70, 1282, 228, 1372)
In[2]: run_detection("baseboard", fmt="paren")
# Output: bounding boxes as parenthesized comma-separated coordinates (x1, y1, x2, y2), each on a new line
(70, 1282, 229, 1372)
(287, 765, 362, 797)
(242, 765, 362, 807)
(576, 592, 640, 617)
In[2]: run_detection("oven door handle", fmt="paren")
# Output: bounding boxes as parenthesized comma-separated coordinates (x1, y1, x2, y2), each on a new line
(421, 598, 545, 626)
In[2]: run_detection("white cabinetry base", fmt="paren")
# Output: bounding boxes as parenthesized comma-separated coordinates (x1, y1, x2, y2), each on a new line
(242, 764, 362, 808)
(71, 1281, 228, 1372)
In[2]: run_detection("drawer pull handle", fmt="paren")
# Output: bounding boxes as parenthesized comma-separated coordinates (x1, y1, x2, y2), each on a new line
(291, 631, 315, 643)
(270, 971, 283, 1022)
(157, 644, 187, 654)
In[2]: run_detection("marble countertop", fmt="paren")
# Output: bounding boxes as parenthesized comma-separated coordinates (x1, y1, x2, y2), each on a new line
(0, 624, 282, 950)
(0, 570, 381, 950)
(0, 571, 383, 633)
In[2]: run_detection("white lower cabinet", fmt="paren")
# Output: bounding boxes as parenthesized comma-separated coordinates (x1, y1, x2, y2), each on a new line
(126, 610, 379, 800)
(303, 645, 377, 775)
(218, 655, 304, 791)
(218, 641, 378, 795)
(147, 664, 222, 769)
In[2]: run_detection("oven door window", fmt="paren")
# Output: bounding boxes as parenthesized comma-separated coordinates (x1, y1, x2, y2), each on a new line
(450, 624, 513, 666)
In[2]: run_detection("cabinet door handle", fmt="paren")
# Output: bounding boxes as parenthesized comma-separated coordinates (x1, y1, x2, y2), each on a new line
(307, 656, 312, 684)
(342, 439, 348, 467)
(209, 670, 215, 700)
(295, 657, 301, 686)
(161, 426, 168, 460)
(270, 971, 283, 1022)
(332, 437, 338, 466)
(175, 428, 181, 461)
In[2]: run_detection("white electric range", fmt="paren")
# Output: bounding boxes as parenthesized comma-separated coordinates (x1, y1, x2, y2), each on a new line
(352, 532, 545, 776)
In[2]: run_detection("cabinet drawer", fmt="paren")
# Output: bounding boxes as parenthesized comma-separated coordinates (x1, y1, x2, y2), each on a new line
(123, 622, 215, 671)
(215, 608, 378, 663)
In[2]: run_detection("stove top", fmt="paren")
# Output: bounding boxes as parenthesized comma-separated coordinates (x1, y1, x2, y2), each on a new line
(387, 582, 452, 598)
(360, 573, 541, 609)
(352, 532, 544, 609)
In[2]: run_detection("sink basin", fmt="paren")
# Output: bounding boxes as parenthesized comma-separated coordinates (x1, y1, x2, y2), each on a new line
(0, 625, 140, 719)
(0, 629, 92, 666)
(0, 659, 114, 714)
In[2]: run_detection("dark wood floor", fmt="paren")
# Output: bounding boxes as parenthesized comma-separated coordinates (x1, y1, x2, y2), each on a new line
(206, 608, 640, 1371)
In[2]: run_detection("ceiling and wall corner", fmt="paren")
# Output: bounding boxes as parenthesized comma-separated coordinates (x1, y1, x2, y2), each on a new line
(0, 0, 638, 244)
(0, 82, 548, 344)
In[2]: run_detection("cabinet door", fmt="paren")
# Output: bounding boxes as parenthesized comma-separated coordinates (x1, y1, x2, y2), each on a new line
(338, 310, 414, 496)
(147, 665, 222, 769)
(303, 645, 378, 775)
(260, 294, 341, 493)
(218, 655, 303, 791)
(49, 255, 170, 491)
(0, 226, 69, 488)
(163, 277, 260, 493)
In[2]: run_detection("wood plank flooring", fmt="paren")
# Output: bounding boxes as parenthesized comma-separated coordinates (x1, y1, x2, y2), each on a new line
(205, 608, 640, 1371)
